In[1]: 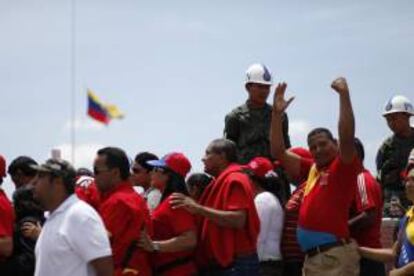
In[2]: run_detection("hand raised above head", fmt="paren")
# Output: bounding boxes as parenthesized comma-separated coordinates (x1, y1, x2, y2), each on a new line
(331, 77, 349, 94)
(272, 82, 294, 114)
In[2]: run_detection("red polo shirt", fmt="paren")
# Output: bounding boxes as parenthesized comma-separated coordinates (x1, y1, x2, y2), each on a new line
(99, 181, 152, 276)
(350, 170, 383, 248)
(299, 156, 361, 239)
(151, 195, 197, 276)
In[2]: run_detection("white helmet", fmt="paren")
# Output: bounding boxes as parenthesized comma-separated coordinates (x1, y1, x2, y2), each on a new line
(245, 63, 272, 86)
(382, 95, 414, 116)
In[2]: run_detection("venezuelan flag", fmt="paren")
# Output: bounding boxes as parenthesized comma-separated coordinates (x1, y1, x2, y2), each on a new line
(87, 89, 124, 124)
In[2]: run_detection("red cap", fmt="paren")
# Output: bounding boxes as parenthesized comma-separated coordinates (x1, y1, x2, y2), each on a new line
(148, 152, 192, 178)
(247, 157, 274, 179)
(0, 155, 6, 178)
(289, 147, 313, 160)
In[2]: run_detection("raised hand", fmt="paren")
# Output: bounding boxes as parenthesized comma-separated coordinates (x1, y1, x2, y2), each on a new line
(272, 82, 294, 114)
(331, 77, 349, 94)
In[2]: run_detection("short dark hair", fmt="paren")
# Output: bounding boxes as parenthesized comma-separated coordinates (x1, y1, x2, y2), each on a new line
(13, 185, 45, 221)
(134, 152, 159, 171)
(8, 156, 38, 177)
(76, 167, 93, 177)
(187, 173, 212, 194)
(97, 147, 130, 180)
(307, 128, 335, 144)
(354, 137, 365, 162)
(209, 139, 238, 163)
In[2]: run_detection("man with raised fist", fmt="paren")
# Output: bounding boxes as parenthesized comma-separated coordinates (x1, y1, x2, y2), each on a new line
(270, 77, 362, 275)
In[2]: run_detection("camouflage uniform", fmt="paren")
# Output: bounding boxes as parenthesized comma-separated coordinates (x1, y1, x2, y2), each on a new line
(224, 101, 291, 164)
(376, 128, 414, 213)
(224, 101, 291, 202)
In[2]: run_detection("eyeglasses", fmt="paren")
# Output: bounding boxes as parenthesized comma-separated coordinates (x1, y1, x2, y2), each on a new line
(153, 167, 166, 173)
(131, 167, 143, 174)
(93, 167, 110, 175)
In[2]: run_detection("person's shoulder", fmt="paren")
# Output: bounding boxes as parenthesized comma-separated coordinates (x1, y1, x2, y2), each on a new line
(69, 198, 97, 214)
(378, 135, 395, 150)
(360, 170, 381, 188)
(66, 198, 101, 223)
(226, 103, 249, 117)
(226, 167, 250, 183)
(109, 185, 143, 201)
(255, 191, 275, 202)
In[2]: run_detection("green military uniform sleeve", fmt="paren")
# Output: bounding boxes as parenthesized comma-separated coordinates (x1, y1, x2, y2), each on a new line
(224, 112, 240, 143)
(376, 141, 387, 174)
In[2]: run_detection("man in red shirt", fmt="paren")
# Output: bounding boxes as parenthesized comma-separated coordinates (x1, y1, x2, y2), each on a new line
(0, 154, 14, 265)
(270, 77, 361, 275)
(349, 138, 385, 276)
(94, 147, 152, 276)
(171, 139, 260, 275)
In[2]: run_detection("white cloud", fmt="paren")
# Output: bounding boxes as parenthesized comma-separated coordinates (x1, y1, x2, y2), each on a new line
(63, 118, 105, 132)
(53, 143, 104, 169)
(289, 119, 312, 147)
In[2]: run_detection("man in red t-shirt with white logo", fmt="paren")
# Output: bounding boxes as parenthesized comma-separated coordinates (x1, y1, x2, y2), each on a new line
(349, 138, 385, 276)
(270, 77, 361, 275)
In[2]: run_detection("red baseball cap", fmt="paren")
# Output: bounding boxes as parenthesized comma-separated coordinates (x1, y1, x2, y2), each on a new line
(247, 157, 274, 179)
(147, 152, 191, 178)
(289, 147, 313, 160)
(0, 155, 6, 178)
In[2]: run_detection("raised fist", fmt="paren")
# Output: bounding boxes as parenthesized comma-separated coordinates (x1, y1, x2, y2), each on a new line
(331, 77, 349, 94)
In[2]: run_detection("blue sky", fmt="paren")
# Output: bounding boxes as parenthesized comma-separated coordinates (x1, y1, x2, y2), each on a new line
(1, 0, 413, 196)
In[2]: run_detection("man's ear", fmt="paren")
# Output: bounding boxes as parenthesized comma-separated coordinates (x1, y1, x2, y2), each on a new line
(114, 167, 122, 179)
(245, 83, 251, 92)
(217, 152, 229, 166)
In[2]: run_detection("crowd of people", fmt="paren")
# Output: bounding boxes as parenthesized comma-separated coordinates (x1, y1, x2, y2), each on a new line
(0, 63, 413, 276)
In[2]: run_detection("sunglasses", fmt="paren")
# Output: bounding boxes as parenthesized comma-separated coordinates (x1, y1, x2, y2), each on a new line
(93, 167, 110, 175)
(131, 167, 145, 174)
(153, 167, 166, 173)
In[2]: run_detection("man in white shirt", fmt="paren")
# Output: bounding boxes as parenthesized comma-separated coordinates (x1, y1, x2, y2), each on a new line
(32, 158, 113, 276)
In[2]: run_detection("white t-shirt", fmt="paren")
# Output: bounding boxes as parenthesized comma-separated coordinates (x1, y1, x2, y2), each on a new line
(145, 187, 162, 211)
(254, 191, 284, 261)
(35, 195, 112, 276)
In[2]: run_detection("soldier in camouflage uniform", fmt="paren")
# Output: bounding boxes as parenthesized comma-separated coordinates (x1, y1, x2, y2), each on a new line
(376, 95, 414, 216)
(224, 63, 291, 165)
(224, 63, 291, 203)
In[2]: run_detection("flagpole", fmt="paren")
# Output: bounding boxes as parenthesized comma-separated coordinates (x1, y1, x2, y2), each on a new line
(70, 0, 76, 165)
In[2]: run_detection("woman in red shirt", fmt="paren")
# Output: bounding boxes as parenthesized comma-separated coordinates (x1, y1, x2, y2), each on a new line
(138, 152, 197, 276)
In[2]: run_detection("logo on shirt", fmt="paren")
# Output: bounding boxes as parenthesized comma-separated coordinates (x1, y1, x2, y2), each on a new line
(319, 172, 329, 186)
(262, 66, 271, 82)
